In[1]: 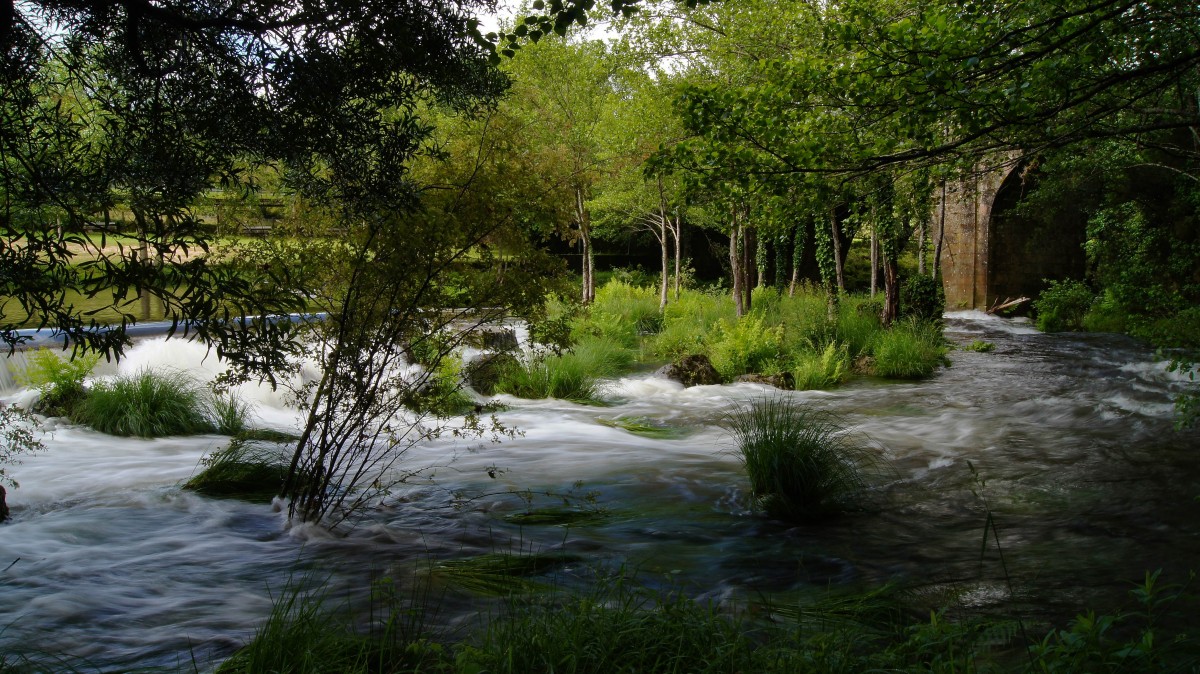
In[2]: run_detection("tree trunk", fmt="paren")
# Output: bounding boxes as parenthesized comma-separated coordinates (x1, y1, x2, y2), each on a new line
(739, 224, 748, 311)
(870, 226, 879, 298)
(672, 215, 682, 301)
(575, 187, 594, 304)
(882, 250, 900, 327)
(933, 181, 947, 275)
(917, 221, 927, 276)
(756, 229, 768, 288)
(657, 178, 669, 311)
(830, 210, 845, 293)
(730, 224, 743, 317)
(789, 220, 803, 297)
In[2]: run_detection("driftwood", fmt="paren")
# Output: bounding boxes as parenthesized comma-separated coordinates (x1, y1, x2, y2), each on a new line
(987, 296, 1030, 314)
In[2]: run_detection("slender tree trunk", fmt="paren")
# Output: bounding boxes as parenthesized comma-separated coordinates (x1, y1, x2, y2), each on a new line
(672, 215, 682, 301)
(657, 178, 669, 311)
(933, 181, 947, 275)
(870, 226, 879, 298)
(730, 223, 743, 317)
(830, 209, 845, 293)
(774, 233, 788, 292)
(882, 249, 900, 327)
(742, 224, 754, 313)
(917, 221, 927, 276)
(755, 229, 768, 288)
(575, 187, 594, 304)
(789, 220, 803, 297)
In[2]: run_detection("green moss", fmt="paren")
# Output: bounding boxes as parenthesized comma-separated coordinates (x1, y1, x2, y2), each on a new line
(426, 553, 582, 596)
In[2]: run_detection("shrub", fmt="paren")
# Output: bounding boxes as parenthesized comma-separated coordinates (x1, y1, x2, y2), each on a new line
(1035, 279, 1095, 332)
(19, 349, 99, 416)
(1, 405, 44, 493)
(74, 369, 218, 437)
(405, 357, 475, 416)
(872, 319, 947, 379)
(650, 289, 733, 360)
(792, 342, 850, 391)
(726, 397, 878, 522)
(707, 313, 783, 380)
(901, 274, 945, 323)
(210, 392, 253, 436)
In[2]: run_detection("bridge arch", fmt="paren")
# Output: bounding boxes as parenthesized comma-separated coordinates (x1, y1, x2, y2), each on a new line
(937, 156, 1088, 310)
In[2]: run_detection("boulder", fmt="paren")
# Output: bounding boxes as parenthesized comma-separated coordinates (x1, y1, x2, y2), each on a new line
(464, 352, 520, 396)
(656, 354, 723, 387)
(734, 372, 796, 390)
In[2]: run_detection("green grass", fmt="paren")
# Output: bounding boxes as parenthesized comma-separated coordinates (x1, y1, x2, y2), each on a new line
(964, 340, 995, 353)
(183, 435, 290, 503)
(459, 582, 766, 674)
(18, 349, 99, 416)
(577, 280, 664, 347)
(791, 342, 851, 391)
(74, 368, 220, 437)
(727, 397, 880, 523)
(871, 319, 948, 379)
(495, 336, 632, 403)
(707, 312, 784, 380)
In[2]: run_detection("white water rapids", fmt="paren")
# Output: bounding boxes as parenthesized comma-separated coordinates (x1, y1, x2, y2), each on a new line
(1, 312, 1197, 670)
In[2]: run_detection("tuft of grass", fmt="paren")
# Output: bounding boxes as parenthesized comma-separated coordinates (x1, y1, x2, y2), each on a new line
(495, 336, 631, 403)
(871, 319, 948, 379)
(209, 392, 253, 435)
(577, 280, 663, 347)
(184, 436, 290, 503)
(74, 368, 218, 437)
(836, 297, 885, 358)
(650, 289, 733, 360)
(964, 340, 995, 353)
(217, 579, 444, 674)
(791, 342, 851, 391)
(727, 397, 879, 523)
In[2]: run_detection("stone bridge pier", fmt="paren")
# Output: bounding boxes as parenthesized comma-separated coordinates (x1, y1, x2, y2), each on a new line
(935, 155, 1087, 311)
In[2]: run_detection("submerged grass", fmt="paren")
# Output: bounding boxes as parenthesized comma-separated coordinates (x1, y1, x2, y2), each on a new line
(727, 397, 880, 523)
(502, 507, 610, 527)
(425, 552, 582, 597)
(596, 416, 687, 439)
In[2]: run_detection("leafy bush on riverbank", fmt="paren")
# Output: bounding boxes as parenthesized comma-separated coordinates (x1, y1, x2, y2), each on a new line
(727, 397, 879, 522)
(791, 342, 851, 390)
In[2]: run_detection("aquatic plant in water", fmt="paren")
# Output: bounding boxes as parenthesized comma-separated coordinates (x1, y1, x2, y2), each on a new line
(727, 397, 879, 522)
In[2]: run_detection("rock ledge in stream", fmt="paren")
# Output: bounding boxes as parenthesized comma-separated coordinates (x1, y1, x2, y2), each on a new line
(465, 352, 520, 396)
(655, 355, 723, 387)
(733, 372, 795, 390)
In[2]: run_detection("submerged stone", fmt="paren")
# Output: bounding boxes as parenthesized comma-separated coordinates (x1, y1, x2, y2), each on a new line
(734, 372, 796, 390)
(656, 354, 722, 387)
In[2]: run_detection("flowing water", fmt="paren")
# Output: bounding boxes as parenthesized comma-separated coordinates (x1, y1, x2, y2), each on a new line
(1, 312, 1198, 670)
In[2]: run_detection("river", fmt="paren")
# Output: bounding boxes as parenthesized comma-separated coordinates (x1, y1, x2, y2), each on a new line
(1, 312, 1197, 670)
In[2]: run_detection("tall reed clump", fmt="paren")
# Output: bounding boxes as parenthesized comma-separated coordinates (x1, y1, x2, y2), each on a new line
(871, 319, 948, 379)
(727, 397, 878, 522)
(73, 368, 242, 437)
(495, 336, 632, 402)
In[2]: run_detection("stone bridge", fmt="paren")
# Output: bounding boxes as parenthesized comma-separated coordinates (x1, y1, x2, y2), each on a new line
(936, 155, 1087, 310)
